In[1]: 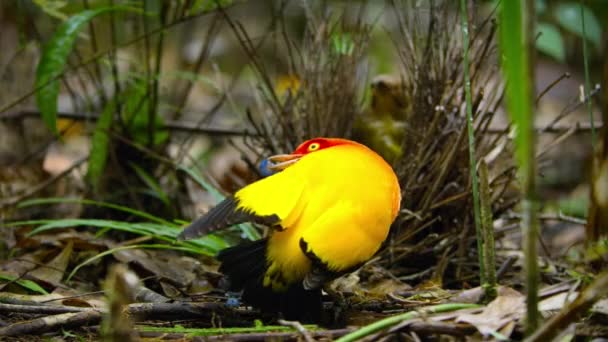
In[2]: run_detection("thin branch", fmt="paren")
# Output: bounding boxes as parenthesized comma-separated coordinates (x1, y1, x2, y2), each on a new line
(2, 110, 258, 136)
(0, 157, 87, 209)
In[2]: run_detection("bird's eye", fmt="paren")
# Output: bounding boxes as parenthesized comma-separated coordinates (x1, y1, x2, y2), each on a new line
(308, 143, 320, 151)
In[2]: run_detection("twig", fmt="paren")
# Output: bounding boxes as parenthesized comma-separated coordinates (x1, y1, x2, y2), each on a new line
(506, 212, 587, 226)
(278, 319, 315, 342)
(0, 157, 87, 209)
(0, 311, 102, 336)
(536, 73, 570, 105)
(496, 255, 517, 280)
(0, 302, 91, 315)
(0, 2, 240, 115)
(389, 320, 476, 337)
(486, 122, 603, 134)
(0, 301, 258, 336)
(1, 110, 259, 137)
(2, 111, 602, 137)
(460, 0, 484, 288)
(525, 271, 608, 342)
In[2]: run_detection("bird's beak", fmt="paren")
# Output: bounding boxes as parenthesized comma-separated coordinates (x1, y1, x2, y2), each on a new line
(266, 153, 303, 171)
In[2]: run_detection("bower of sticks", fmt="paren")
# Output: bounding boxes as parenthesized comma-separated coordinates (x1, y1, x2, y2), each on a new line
(0, 1, 606, 341)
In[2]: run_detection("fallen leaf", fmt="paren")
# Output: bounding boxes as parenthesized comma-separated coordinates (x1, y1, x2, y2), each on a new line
(30, 240, 73, 285)
(456, 286, 525, 337)
(451, 286, 484, 303)
(539, 291, 579, 317)
(113, 249, 195, 287)
(591, 298, 608, 316)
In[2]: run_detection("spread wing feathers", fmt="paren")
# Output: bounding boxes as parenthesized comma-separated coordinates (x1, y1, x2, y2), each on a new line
(177, 196, 280, 240)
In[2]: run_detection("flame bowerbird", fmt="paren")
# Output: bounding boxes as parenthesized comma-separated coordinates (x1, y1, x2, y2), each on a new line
(178, 137, 401, 321)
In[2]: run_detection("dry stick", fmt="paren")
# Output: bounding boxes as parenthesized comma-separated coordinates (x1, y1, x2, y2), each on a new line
(525, 272, 608, 342)
(496, 255, 517, 281)
(170, 14, 221, 121)
(0, 311, 102, 336)
(388, 321, 477, 337)
(0, 302, 245, 336)
(0, 302, 91, 315)
(0, 157, 87, 209)
(277, 319, 314, 342)
(2, 110, 258, 136)
(2, 110, 602, 136)
(0, 2, 239, 115)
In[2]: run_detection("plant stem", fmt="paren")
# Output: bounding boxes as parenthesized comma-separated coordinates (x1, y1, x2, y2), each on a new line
(581, 0, 596, 146)
(479, 161, 497, 300)
(459, 0, 485, 285)
(334, 303, 480, 342)
(499, 0, 539, 334)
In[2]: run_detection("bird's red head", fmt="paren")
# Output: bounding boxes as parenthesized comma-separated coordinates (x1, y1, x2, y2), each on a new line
(266, 138, 355, 172)
(292, 138, 353, 155)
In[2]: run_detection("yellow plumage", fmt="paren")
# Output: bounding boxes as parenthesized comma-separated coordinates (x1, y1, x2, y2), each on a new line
(178, 138, 401, 321)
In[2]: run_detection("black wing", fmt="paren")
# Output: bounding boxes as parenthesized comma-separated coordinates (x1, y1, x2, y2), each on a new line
(177, 196, 280, 240)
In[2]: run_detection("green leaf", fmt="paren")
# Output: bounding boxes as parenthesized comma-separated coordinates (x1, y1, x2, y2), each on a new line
(87, 100, 114, 191)
(536, 22, 566, 62)
(24, 218, 228, 255)
(18, 197, 173, 225)
(554, 3, 602, 50)
(35, 6, 133, 134)
(0, 274, 49, 295)
(33, 0, 69, 21)
(129, 162, 170, 206)
(500, 1, 534, 184)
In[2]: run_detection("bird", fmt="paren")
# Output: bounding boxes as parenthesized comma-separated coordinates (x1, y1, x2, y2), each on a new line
(177, 138, 401, 321)
(353, 74, 409, 164)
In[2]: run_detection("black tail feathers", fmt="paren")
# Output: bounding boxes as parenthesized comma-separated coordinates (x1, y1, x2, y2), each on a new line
(217, 239, 322, 322)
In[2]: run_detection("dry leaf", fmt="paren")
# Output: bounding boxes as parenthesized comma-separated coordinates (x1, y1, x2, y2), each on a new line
(30, 240, 73, 285)
(456, 286, 525, 337)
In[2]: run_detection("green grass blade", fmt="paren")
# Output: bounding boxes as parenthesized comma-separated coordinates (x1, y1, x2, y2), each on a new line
(580, 1, 596, 146)
(18, 198, 173, 225)
(499, 0, 540, 335)
(0, 274, 49, 295)
(460, 0, 485, 286)
(23, 218, 227, 255)
(35, 6, 136, 134)
(335, 303, 480, 342)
